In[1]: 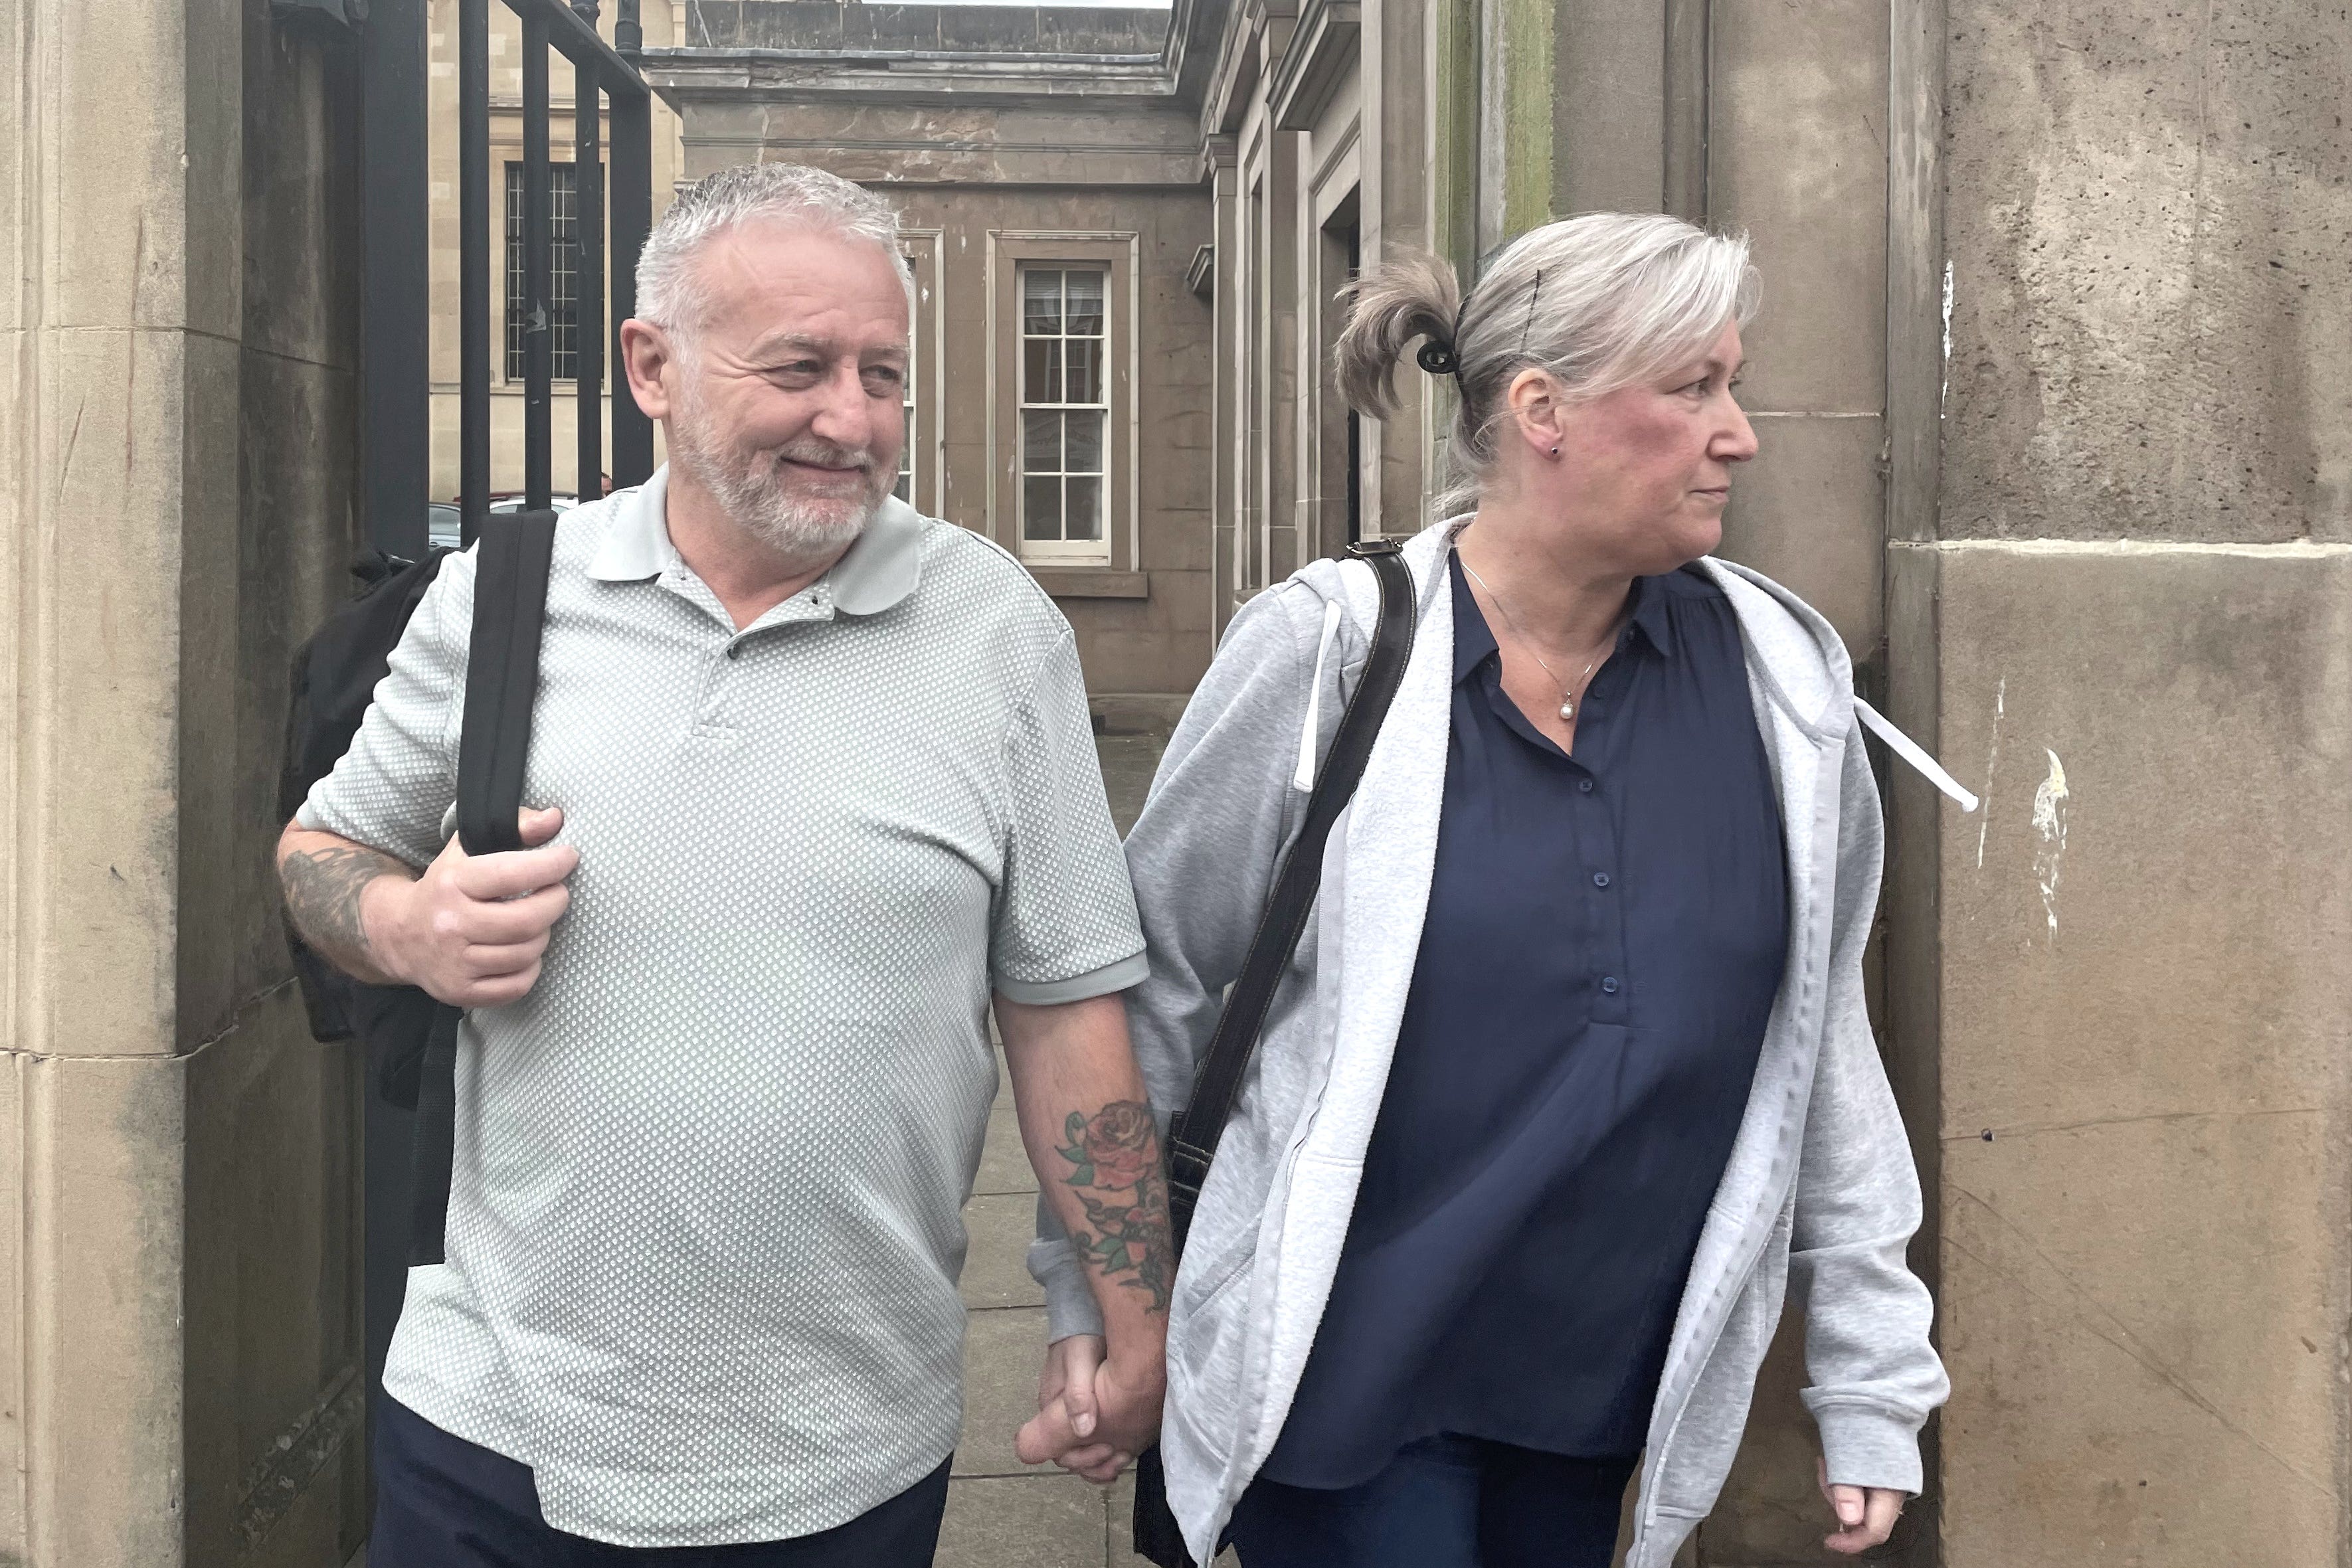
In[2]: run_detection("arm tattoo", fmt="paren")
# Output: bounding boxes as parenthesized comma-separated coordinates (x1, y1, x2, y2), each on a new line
(1057, 1100, 1175, 1315)
(282, 843, 408, 966)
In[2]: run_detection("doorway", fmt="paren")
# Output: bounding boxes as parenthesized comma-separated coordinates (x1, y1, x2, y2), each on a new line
(1319, 188, 1362, 556)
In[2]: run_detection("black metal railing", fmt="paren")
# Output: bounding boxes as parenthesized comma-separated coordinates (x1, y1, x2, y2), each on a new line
(458, 0, 656, 543)
(353, 0, 660, 1400)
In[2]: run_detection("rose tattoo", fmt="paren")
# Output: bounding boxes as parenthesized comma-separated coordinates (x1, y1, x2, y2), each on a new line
(1057, 1100, 1174, 1314)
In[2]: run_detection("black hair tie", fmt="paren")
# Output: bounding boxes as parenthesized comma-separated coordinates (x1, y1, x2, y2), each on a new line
(1417, 338, 1460, 377)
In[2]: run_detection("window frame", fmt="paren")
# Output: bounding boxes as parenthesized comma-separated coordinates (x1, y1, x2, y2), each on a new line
(503, 159, 581, 385)
(1014, 266, 1114, 561)
(897, 228, 945, 516)
(986, 231, 1139, 569)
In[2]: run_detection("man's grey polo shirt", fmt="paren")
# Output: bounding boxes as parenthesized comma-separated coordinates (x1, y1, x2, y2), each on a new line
(300, 469, 1146, 1545)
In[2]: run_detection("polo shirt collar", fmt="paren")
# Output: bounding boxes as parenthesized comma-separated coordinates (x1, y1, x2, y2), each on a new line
(586, 464, 924, 616)
(587, 466, 681, 581)
(1447, 550, 1680, 685)
(824, 493, 924, 616)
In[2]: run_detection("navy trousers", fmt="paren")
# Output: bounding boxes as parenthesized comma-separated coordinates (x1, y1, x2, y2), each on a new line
(369, 1395, 952, 1568)
(1227, 1435, 1635, 1568)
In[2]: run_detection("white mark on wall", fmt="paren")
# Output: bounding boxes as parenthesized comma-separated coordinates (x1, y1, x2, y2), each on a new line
(1977, 677, 2005, 869)
(1940, 260, 1954, 412)
(2031, 748, 2070, 942)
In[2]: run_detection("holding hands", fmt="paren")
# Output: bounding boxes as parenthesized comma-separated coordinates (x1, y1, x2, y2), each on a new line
(1017, 1333, 1164, 1484)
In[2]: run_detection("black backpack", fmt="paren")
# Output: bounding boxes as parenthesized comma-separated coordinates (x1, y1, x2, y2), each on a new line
(279, 515, 559, 1263)
(280, 546, 450, 1104)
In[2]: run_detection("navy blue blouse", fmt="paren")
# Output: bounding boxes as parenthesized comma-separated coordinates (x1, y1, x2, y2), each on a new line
(1261, 551, 1788, 1488)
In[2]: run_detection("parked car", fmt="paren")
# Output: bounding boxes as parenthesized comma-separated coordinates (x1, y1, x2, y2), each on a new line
(426, 493, 581, 553)
(487, 493, 583, 513)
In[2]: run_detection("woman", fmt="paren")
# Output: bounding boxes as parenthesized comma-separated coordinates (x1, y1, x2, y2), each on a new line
(1030, 213, 1949, 1567)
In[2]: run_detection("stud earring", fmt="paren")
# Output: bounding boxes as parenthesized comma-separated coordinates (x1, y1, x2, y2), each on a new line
(1550, 445, 1560, 458)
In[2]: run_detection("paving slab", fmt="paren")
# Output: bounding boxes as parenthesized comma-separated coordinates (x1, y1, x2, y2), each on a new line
(957, 1306, 1053, 1477)
(1109, 1470, 1240, 1567)
(961, 1192, 1048, 1310)
(937, 1474, 1110, 1568)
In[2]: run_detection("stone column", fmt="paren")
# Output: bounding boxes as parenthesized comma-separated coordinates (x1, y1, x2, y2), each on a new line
(1890, 4, 2352, 1565)
(1, 3, 367, 1565)
(1207, 137, 1243, 636)
(1360, 0, 1430, 536)
(1259, 127, 1305, 585)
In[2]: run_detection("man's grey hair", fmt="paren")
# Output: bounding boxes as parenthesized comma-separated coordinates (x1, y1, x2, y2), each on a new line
(1335, 212, 1760, 515)
(635, 161, 915, 338)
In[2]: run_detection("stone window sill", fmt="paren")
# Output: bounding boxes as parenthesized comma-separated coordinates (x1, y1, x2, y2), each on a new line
(1032, 569, 1149, 599)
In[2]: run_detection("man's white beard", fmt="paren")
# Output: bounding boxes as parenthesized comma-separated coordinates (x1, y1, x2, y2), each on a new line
(668, 385, 885, 570)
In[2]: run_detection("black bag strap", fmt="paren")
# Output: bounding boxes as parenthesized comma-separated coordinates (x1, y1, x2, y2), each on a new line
(410, 510, 559, 1266)
(1162, 539, 1417, 1251)
(1131, 539, 1419, 1568)
(406, 1004, 465, 1266)
(456, 512, 559, 857)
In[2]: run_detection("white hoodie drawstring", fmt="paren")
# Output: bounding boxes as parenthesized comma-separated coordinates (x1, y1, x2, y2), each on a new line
(1854, 697, 1980, 812)
(1293, 600, 1344, 792)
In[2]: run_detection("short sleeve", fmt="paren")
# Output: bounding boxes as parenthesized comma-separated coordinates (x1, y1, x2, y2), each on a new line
(294, 550, 474, 869)
(990, 630, 1148, 1003)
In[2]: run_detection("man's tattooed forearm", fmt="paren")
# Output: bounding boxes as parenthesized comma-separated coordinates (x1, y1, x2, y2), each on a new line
(1057, 1099, 1175, 1315)
(282, 844, 406, 960)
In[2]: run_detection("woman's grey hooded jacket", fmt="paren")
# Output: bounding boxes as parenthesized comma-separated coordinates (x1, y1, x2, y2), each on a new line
(1030, 519, 1951, 1567)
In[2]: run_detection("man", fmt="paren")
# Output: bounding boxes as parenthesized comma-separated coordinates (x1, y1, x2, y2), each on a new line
(280, 163, 1166, 1565)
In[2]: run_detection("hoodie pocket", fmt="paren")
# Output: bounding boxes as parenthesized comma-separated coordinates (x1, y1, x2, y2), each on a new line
(1651, 1203, 1797, 1519)
(1166, 1225, 1260, 1448)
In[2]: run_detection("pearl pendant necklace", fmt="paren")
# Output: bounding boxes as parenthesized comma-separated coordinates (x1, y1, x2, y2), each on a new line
(1460, 557, 1600, 722)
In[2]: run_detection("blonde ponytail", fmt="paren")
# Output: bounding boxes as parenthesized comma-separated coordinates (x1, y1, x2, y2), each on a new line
(1334, 254, 1462, 420)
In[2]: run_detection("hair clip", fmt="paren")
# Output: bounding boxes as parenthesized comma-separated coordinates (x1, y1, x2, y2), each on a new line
(1417, 339, 1461, 377)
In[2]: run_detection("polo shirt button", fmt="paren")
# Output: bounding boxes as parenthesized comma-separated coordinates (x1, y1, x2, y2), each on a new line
(1600, 976, 1621, 995)
(726, 644, 743, 661)
(1592, 871, 1611, 889)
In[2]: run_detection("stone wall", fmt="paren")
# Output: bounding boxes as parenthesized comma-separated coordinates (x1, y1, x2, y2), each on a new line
(1, 3, 367, 1563)
(1899, 4, 2352, 1564)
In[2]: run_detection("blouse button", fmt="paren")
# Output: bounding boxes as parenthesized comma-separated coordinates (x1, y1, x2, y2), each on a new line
(1577, 778, 1594, 794)
(1600, 976, 1621, 995)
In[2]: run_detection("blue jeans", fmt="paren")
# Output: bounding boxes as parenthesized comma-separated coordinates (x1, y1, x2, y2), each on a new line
(369, 1394, 951, 1567)
(1227, 1435, 1635, 1568)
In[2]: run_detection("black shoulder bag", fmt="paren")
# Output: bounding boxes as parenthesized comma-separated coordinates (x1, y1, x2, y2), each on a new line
(1131, 537, 1418, 1567)
(407, 510, 561, 1266)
